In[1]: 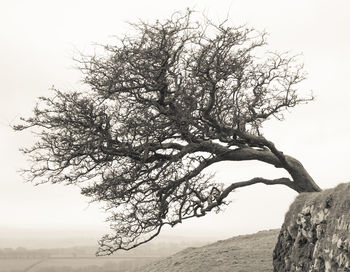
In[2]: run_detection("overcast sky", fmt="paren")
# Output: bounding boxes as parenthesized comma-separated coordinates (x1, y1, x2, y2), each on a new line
(1, 0, 350, 245)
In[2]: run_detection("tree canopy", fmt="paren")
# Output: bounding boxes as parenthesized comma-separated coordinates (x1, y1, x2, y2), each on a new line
(15, 10, 321, 255)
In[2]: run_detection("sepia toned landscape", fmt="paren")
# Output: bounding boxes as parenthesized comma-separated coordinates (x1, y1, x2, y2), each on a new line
(1, 0, 350, 271)
(0, 230, 279, 272)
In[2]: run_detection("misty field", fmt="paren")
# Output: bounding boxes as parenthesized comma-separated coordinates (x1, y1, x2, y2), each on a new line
(0, 256, 159, 272)
(0, 230, 280, 272)
(0, 259, 41, 272)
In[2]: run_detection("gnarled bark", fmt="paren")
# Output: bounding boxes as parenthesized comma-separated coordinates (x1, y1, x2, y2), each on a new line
(284, 156, 321, 192)
(196, 140, 321, 193)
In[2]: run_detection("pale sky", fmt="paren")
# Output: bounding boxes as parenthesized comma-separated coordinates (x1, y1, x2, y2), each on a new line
(1, 0, 350, 245)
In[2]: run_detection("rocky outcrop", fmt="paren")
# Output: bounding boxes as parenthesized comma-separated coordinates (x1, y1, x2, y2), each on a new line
(273, 182, 350, 272)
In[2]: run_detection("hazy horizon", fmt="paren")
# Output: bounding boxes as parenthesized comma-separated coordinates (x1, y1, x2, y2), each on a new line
(0, 225, 224, 249)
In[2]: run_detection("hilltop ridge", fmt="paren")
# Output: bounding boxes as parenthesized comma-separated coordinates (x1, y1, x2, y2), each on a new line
(134, 229, 280, 272)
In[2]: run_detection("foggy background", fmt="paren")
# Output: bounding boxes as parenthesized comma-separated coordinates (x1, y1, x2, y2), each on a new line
(1, 0, 350, 250)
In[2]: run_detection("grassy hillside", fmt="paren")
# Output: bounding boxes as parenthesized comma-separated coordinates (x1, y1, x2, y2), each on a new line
(133, 229, 280, 272)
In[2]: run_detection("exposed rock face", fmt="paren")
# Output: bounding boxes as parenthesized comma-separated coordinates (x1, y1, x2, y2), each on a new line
(273, 183, 350, 272)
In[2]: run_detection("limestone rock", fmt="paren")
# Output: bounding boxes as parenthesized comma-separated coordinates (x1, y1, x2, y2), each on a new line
(273, 182, 350, 272)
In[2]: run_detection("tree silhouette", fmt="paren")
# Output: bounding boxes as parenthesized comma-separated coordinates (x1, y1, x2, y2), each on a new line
(15, 10, 321, 255)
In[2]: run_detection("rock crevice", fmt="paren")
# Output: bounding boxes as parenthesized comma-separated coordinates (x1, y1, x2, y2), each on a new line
(273, 182, 350, 272)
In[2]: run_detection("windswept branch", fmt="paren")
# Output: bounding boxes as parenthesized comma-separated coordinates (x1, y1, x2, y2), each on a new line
(204, 177, 297, 213)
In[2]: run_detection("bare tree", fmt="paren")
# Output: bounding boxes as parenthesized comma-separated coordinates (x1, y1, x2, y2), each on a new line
(15, 10, 322, 255)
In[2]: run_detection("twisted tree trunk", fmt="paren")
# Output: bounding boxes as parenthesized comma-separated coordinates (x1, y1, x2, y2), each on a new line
(284, 156, 321, 193)
(202, 142, 322, 193)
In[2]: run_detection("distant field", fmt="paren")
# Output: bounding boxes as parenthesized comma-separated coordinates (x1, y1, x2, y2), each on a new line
(0, 256, 160, 272)
(0, 259, 41, 272)
(0, 230, 280, 272)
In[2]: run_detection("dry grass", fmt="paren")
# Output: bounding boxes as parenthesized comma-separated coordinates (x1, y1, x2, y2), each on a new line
(134, 229, 280, 272)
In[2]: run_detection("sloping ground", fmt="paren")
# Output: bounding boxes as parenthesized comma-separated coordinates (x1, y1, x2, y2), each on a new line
(134, 229, 280, 272)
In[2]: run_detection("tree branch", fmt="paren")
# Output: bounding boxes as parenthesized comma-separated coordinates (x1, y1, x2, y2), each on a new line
(204, 177, 297, 212)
